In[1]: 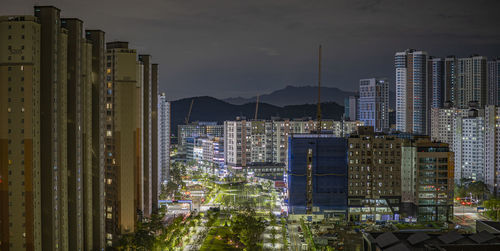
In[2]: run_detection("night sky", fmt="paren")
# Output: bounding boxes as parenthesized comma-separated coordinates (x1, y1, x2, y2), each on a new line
(3, 0, 500, 100)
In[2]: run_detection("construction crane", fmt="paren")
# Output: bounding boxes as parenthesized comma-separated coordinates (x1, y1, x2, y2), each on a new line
(307, 45, 323, 215)
(184, 99, 194, 124)
(316, 45, 322, 133)
(254, 95, 260, 120)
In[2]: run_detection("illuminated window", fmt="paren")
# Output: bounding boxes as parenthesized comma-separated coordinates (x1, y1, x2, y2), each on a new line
(106, 179, 112, 185)
(107, 68, 111, 74)
(106, 130, 112, 137)
(106, 233, 113, 240)
(107, 82, 112, 88)
(106, 213, 112, 219)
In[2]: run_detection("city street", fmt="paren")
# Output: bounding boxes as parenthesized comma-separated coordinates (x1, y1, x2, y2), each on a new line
(454, 205, 488, 232)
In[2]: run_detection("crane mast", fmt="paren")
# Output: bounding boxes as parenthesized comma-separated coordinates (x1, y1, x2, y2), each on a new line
(316, 45, 322, 133)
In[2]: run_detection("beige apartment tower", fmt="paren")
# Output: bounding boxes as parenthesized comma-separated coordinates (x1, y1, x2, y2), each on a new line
(0, 15, 42, 251)
(34, 6, 69, 251)
(138, 54, 153, 217)
(105, 41, 143, 246)
(151, 63, 159, 213)
(61, 17, 85, 251)
(85, 29, 106, 250)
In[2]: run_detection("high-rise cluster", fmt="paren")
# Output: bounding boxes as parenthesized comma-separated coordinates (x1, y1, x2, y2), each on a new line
(395, 49, 499, 135)
(0, 6, 168, 250)
(393, 49, 500, 196)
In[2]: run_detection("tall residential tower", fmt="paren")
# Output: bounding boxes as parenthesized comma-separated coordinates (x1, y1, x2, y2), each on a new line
(395, 49, 429, 135)
(0, 15, 42, 251)
(358, 78, 389, 132)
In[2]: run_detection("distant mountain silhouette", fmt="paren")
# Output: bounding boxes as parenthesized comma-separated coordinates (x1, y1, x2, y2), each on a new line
(223, 85, 395, 108)
(223, 85, 355, 106)
(170, 96, 344, 135)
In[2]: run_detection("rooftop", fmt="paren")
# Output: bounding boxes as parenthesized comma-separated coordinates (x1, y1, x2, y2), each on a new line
(364, 231, 500, 250)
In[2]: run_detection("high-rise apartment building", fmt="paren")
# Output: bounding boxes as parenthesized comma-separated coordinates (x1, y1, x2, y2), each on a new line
(151, 64, 159, 213)
(34, 6, 69, 250)
(347, 127, 402, 222)
(81, 36, 94, 251)
(158, 93, 170, 185)
(444, 56, 457, 105)
(85, 29, 106, 251)
(484, 105, 500, 195)
(428, 57, 444, 108)
(430, 106, 470, 151)
(456, 56, 487, 108)
(344, 95, 358, 121)
(395, 49, 429, 135)
(453, 109, 485, 182)
(488, 59, 500, 106)
(2, 5, 158, 249)
(358, 78, 389, 131)
(138, 54, 153, 217)
(0, 15, 42, 251)
(61, 18, 85, 250)
(104, 42, 143, 246)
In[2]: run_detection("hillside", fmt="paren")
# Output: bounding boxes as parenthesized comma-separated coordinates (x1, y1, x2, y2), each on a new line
(223, 85, 395, 109)
(171, 96, 344, 135)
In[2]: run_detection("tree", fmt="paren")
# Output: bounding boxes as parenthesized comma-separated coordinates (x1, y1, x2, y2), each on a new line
(484, 198, 500, 220)
(230, 207, 265, 250)
(468, 181, 490, 200)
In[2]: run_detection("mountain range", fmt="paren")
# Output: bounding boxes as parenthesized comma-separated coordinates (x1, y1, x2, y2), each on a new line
(170, 85, 395, 136)
(223, 85, 395, 108)
(170, 96, 344, 135)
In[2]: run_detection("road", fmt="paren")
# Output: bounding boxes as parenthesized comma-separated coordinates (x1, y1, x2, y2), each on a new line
(288, 222, 304, 251)
(454, 205, 488, 232)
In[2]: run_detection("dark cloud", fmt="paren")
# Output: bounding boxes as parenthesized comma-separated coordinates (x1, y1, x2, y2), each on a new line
(2, 0, 500, 100)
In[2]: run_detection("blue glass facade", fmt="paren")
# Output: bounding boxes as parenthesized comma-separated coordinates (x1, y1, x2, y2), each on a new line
(287, 134, 348, 215)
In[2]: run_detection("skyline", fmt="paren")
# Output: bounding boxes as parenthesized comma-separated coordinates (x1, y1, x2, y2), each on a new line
(2, 2, 500, 250)
(2, 0, 500, 100)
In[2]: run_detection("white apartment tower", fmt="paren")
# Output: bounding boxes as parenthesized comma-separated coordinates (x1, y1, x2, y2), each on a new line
(455, 56, 487, 108)
(485, 105, 500, 194)
(395, 49, 429, 135)
(358, 78, 389, 132)
(430, 106, 469, 152)
(488, 59, 500, 106)
(158, 93, 170, 185)
(453, 109, 485, 182)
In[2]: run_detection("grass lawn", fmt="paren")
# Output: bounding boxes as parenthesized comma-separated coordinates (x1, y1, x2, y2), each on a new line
(395, 222, 442, 230)
(200, 215, 242, 251)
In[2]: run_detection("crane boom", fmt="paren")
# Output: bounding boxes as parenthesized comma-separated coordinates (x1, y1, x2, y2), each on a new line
(185, 99, 194, 124)
(254, 95, 260, 120)
(316, 45, 322, 133)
